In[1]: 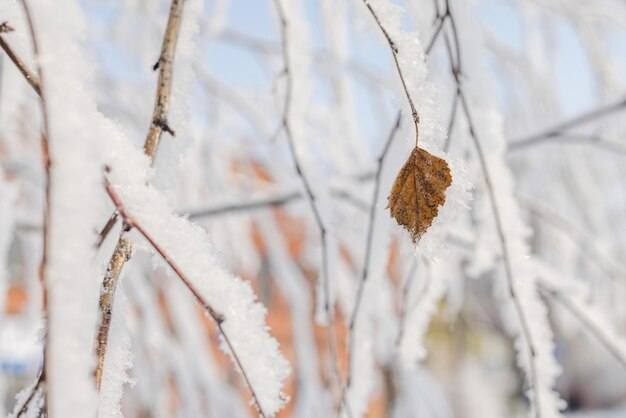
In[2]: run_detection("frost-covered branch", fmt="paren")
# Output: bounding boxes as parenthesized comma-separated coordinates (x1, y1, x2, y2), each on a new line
(13, 372, 44, 418)
(272, 0, 341, 395)
(457, 53, 546, 418)
(186, 191, 302, 219)
(538, 283, 626, 369)
(510, 133, 626, 155)
(521, 197, 626, 285)
(95, 0, 186, 390)
(16, 1, 52, 414)
(535, 263, 626, 368)
(347, 112, 401, 380)
(508, 96, 626, 151)
(103, 174, 270, 417)
(0, 21, 41, 95)
(362, 0, 420, 143)
(431, 1, 560, 416)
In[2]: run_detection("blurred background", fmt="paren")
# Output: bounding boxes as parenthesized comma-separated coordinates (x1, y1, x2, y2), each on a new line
(1, 0, 625, 417)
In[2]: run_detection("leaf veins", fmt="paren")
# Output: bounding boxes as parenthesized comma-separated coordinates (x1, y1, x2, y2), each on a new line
(387, 146, 452, 243)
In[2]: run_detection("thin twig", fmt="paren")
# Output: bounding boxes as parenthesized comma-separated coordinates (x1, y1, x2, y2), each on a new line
(337, 114, 402, 418)
(425, 15, 446, 55)
(394, 259, 419, 350)
(15, 371, 44, 418)
(508, 96, 626, 150)
(458, 67, 543, 418)
(186, 191, 302, 219)
(363, 0, 420, 145)
(94, 0, 186, 390)
(94, 212, 118, 248)
(432, 1, 542, 415)
(521, 197, 626, 286)
(537, 280, 626, 368)
(217, 28, 391, 88)
(271, 0, 342, 398)
(103, 174, 268, 418)
(19, 1, 51, 415)
(143, 0, 184, 159)
(0, 22, 41, 95)
(443, 89, 460, 152)
(347, 113, 401, 377)
(508, 132, 626, 155)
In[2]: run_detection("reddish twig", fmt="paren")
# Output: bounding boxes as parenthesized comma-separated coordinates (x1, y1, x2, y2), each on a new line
(18, 1, 51, 415)
(0, 21, 42, 95)
(14, 371, 44, 418)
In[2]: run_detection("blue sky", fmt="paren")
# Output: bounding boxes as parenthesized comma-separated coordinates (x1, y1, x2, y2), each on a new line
(84, 0, 626, 124)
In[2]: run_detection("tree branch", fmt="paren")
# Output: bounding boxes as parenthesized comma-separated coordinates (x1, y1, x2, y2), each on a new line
(271, 0, 342, 398)
(347, 113, 401, 382)
(508, 96, 626, 151)
(14, 371, 44, 418)
(17, 1, 51, 414)
(95, 0, 186, 391)
(143, 0, 185, 159)
(0, 21, 41, 95)
(186, 191, 302, 219)
(363, 0, 420, 144)
(430, 1, 543, 415)
(537, 279, 626, 369)
(103, 174, 268, 418)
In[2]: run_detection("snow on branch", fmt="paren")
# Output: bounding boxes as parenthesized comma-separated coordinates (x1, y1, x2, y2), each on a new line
(103, 168, 290, 416)
(430, 1, 566, 417)
(535, 261, 626, 368)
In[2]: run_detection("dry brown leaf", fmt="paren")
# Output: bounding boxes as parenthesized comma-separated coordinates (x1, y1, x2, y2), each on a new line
(387, 146, 452, 243)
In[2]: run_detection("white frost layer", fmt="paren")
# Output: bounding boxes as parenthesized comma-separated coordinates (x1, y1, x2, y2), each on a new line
(536, 261, 626, 366)
(397, 259, 449, 367)
(0, 175, 17, 318)
(106, 152, 290, 415)
(31, 0, 104, 416)
(447, 0, 565, 416)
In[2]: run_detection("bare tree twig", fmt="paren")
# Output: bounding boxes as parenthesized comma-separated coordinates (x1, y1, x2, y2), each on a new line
(457, 65, 543, 418)
(94, 212, 118, 248)
(18, 1, 51, 414)
(103, 174, 269, 418)
(508, 132, 626, 155)
(537, 280, 626, 368)
(14, 371, 44, 418)
(394, 259, 419, 351)
(186, 191, 302, 219)
(347, 113, 401, 380)
(143, 0, 184, 159)
(443, 89, 460, 152)
(0, 21, 41, 95)
(271, 0, 342, 398)
(95, 235, 132, 390)
(336, 114, 402, 418)
(185, 188, 367, 220)
(430, 1, 543, 415)
(217, 28, 391, 88)
(95, 0, 186, 390)
(520, 197, 626, 286)
(508, 96, 626, 150)
(363, 0, 420, 145)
